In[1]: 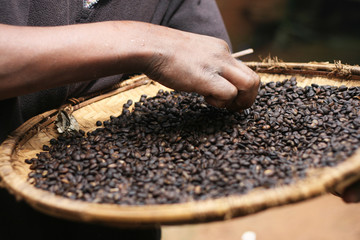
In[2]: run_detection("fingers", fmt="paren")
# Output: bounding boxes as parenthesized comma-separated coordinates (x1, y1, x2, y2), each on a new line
(141, 28, 259, 112)
(198, 58, 260, 111)
(199, 75, 238, 108)
(220, 60, 260, 111)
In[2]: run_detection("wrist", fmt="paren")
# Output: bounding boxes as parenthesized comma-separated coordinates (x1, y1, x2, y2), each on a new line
(108, 21, 167, 74)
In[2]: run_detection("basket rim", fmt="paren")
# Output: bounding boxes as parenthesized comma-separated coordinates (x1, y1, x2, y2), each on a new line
(245, 60, 360, 80)
(1, 61, 360, 227)
(68, 61, 360, 107)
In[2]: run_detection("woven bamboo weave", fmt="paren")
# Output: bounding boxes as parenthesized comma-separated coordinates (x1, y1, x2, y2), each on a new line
(1, 62, 360, 227)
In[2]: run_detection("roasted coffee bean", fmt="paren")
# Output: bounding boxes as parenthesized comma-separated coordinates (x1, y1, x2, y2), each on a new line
(42, 145, 50, 151)
(25, 78, 360, 205)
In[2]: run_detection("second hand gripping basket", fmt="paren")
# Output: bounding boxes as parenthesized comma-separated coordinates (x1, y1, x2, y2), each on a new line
(0, 61, 360, 228)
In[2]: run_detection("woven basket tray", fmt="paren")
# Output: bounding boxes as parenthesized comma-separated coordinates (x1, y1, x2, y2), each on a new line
(1, 61, 360, 228)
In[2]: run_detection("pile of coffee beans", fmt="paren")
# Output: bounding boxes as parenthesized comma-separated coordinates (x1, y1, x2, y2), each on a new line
(25, 77, 360, 205)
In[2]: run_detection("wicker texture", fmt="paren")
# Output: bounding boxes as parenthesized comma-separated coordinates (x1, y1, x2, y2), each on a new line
(1, 62, 360, 227)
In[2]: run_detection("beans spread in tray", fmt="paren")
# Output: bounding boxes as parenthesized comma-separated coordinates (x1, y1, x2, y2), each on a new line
(25, 78, 360, 205)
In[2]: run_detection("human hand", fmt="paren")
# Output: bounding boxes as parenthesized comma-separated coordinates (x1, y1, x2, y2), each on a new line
(0, 21, 259, 107)
(142, 26, 260, 112)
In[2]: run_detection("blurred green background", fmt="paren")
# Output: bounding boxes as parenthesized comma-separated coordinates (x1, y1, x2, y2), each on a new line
(216, 0, 360, 65)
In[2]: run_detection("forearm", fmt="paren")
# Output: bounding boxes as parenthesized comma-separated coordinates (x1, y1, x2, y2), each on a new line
(0, 21, 260, 112)
(0, 21, 156, 100)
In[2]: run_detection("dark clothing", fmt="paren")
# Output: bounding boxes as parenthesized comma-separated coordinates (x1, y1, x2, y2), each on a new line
(0, 1, 230, 239)
(0, 187, 162, 240)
